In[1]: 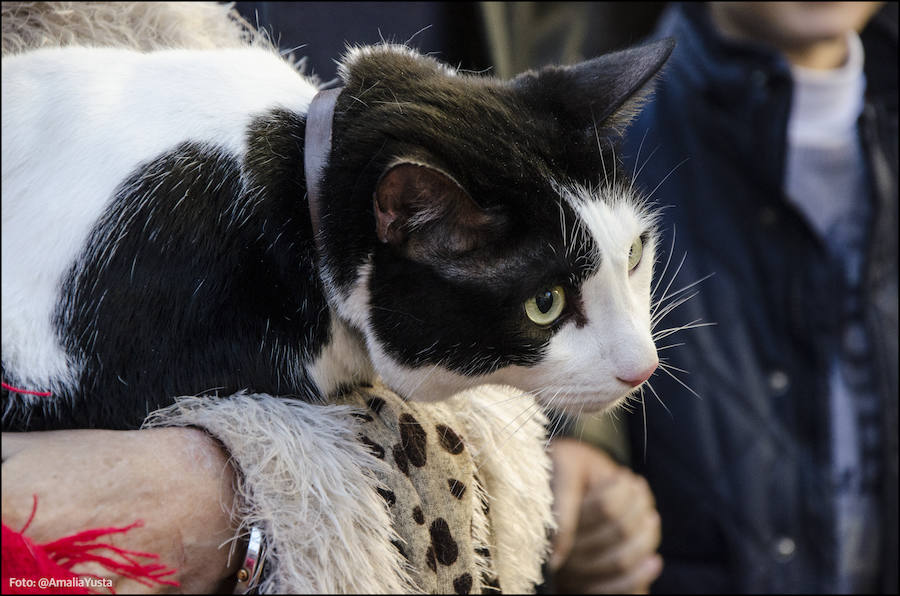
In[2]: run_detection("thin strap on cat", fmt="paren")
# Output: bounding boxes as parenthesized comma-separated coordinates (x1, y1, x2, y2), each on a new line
(304, 86, 343, 254)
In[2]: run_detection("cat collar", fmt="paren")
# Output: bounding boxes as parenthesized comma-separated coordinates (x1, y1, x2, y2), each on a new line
(304, 86, 342, 254)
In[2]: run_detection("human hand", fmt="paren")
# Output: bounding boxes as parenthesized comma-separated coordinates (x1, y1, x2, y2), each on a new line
(1, 428, 241, 593)
(548, 438, 662, 594)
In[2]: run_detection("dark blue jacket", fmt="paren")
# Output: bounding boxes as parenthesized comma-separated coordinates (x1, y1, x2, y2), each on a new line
(621, 4, 898, 593)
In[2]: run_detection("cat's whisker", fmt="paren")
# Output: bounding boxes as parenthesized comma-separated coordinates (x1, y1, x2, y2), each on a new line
(482, 385, 549, 409)
(544, 401, 569, 450)
(651, 272, 715, 323)
(652, 291, 699, 327)
(615, 396, 635, 415)
(652, 299, 705, 335)
(559, 197, 569, 258)
(575, 400, 590, 444)
(653, 322, 708, 341)
(652, 251, 688, 316)
(610, 140, 618, 181)
(652, 294, 696, 329)
(651, 224, 677, 299)
(657, 362, 704, 401)
(653, 320, 717, 342)
(606, 399, 625, 420)
(657, 361, 690, 375)
(474, 397, 547, 474)
(631, 127, 650, 188)
(592, 113, 611, 186)
(404, 362, 444, 402)
(655, 342, 685, 351)
(643, 379, 672, 418)
(492, 393, 546, 438)
(645, 157, 690, 202)
(640, 385, 648, 460)
(633, 145, 661, 193)
(659, 271, 715, 305)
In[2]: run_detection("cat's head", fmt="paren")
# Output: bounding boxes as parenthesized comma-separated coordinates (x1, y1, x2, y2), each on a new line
(315, 39, 674, 414)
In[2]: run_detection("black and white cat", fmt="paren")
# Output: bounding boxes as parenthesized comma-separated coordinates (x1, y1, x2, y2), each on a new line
(1, 38, 673, 431)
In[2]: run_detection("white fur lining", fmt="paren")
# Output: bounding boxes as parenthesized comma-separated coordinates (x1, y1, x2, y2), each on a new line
(143, 393, 418, 594)
(143, 386, 554, 594)
(450, 386, 555, 594)
(1, 1, 269, 56)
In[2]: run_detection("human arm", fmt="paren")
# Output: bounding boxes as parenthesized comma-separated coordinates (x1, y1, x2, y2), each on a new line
(548, 437, 663, 594)
(1, 428, 241, 594)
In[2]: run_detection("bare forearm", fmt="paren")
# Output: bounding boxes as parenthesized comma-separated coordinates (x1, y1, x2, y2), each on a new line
(2, 427, 241, 593)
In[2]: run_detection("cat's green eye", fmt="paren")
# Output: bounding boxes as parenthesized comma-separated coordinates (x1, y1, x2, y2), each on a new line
(524, 285, 566, 326)
(628, 236, 644, 271)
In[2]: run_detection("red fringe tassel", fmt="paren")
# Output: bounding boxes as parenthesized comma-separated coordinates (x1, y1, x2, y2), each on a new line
(2, 496, 179, 594)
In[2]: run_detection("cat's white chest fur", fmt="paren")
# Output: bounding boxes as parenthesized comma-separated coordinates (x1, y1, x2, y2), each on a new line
(1, 46, 316, 392)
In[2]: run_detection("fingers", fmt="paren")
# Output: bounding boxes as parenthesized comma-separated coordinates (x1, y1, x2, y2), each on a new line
(564, 471, 661, 578)
(576, 474, 657, 551)
(548, 441, 589, 571)
(576, 471, 631, 529)
(584, 554, 664, 594)
(548, 442, 664, 594)
(564, 507, 662, 577)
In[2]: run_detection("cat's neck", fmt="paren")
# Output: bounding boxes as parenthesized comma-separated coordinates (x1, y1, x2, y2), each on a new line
(308, 314, 376, 394)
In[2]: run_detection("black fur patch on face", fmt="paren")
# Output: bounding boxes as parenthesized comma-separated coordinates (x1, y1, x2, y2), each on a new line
(319, 48, 616, 378)
(15, 110, 327, 431)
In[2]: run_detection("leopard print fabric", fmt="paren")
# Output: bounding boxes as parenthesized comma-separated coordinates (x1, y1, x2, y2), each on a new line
(145, 384, 552, 593)
(334, 384, 501, 594)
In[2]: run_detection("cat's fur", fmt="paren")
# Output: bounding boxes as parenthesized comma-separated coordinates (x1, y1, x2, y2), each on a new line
(1, 38, 673, 430)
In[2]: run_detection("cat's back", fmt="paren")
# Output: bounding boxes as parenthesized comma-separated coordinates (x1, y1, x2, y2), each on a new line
(2, 45, 315, 224)
(2, 45, 316, 169)
(1, 45, 318, 406)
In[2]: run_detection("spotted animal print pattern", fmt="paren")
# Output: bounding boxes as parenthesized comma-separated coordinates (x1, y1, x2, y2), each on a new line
(334, 383, 501, 594)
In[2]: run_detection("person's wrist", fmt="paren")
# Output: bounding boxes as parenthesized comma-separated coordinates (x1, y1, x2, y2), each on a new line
(158, 427, 243, 588)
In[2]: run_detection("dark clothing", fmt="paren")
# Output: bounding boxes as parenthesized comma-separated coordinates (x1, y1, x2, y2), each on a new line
(620, 3, 898, 593)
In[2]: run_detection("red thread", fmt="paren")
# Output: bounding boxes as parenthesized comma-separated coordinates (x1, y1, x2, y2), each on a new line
(2, 382, 52, 397)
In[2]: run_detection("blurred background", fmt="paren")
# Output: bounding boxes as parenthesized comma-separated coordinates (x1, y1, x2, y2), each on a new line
(234, 1, 667, 82)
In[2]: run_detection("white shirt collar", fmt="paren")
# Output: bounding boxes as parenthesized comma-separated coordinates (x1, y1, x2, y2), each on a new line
(787, 32, 866, 146)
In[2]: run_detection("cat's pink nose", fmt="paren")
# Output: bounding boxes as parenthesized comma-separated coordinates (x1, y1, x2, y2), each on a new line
(617, 363, 658, 388)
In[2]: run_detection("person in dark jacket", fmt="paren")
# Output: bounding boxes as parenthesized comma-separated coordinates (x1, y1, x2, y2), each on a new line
(551, 2, 897, 593)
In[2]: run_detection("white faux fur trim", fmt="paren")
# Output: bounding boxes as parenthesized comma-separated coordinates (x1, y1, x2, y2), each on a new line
(142, 387, 553, 594)
(1, 1, 269, 56)
(143, 393, 418, 594)
(450, 385, 555, 594)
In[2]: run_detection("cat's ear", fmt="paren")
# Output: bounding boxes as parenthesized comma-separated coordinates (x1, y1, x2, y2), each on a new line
(512, 38, 675, 132)
(373, 162, 501, 259)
